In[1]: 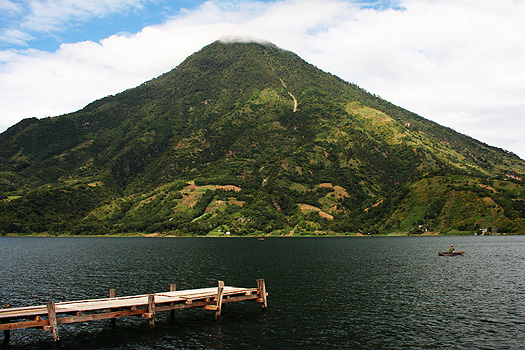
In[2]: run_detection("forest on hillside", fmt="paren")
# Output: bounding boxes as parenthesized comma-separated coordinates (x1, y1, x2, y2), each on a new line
(1, 41, 524, 236)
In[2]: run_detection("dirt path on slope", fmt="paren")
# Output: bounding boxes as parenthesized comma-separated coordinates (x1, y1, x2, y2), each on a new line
(279, 78, 298, 112)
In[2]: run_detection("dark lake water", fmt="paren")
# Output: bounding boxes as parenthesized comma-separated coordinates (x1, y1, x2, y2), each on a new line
(1, 236, 524, 349)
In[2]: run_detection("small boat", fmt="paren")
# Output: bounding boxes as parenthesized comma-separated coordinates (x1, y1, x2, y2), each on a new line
(438, 251, 464, 256)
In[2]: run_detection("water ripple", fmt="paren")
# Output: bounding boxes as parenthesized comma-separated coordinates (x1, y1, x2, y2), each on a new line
(1, 236, 525, 349)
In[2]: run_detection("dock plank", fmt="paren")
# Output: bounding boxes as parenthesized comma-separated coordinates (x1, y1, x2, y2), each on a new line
(0, 287, 262, 321)
(0, 280, 268, 343)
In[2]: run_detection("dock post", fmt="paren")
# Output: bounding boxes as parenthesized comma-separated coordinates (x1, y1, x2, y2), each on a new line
(2, 305, 10, 343)
(46, 301, 59, 342)
(148, 295, 156, 328)
(2, 328, 8, 343)
(215, 281, 224, 320)
(169, 284, 176, 318)
(109, 289, 117, 325)
(257, 279, 268, 310)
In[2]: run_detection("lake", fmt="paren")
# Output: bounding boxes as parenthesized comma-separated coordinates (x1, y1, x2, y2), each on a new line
(1, 236, 524, 349)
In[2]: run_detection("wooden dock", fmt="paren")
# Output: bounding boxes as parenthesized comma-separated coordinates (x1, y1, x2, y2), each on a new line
(1, 279, 267, 342)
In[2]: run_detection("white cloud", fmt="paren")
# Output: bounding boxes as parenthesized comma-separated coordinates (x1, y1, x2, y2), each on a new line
(21, 0, 148, 32)
(0, 0, 152, 46)
(0, 0, 22, 12)
(0, 28, 34, 45)
(1, 0, 524, 159)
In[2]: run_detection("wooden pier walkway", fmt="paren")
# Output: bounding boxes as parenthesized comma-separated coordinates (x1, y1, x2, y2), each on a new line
(1, 279, 267, 342)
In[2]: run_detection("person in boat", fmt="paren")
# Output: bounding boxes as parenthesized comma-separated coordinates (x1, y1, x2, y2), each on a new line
(448, 245, 456, 253)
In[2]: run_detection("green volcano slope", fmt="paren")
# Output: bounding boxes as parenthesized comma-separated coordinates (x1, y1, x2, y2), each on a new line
(1, 41, 524, 235)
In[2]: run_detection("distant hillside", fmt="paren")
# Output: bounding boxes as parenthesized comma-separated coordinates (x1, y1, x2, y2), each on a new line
(1, 40, 524, 236)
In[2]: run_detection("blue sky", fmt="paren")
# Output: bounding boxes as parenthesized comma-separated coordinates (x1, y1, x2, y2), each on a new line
(1, 0, 525, 159)
(1, 0, 402, 52)
(1, 0, 204, 51)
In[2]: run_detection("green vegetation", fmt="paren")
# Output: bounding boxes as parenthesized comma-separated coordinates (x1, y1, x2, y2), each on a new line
(0, 41, 524, 236)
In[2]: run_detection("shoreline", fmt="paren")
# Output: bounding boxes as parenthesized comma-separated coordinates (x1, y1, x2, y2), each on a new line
(1, 232, 508, 238)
